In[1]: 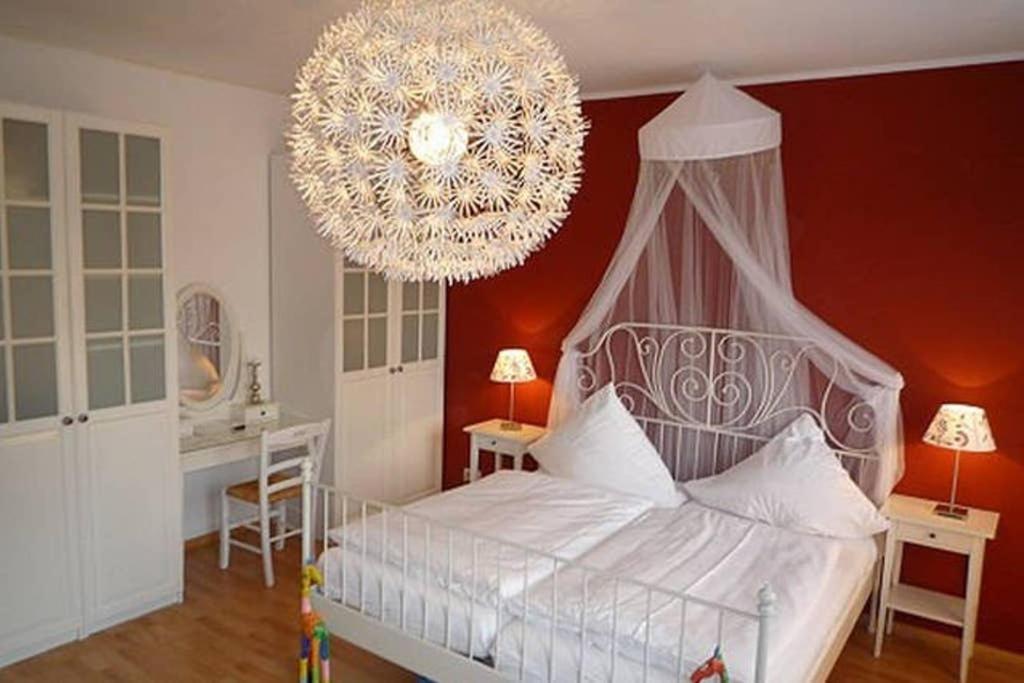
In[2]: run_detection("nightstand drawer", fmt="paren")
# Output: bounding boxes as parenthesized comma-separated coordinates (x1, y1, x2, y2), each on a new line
(475, 435, 523, 455)
(897, 520, 973, 553)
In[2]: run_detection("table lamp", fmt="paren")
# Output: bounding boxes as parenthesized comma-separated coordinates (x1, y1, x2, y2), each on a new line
(490, 348, 536, 431)
(922, 403, 996, 519)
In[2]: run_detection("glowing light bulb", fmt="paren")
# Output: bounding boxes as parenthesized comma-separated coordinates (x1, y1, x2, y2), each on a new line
(408, 111, 468, 166)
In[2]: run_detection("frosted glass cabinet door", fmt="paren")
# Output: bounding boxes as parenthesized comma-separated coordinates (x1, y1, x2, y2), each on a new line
(73, 126, 169, 411)
(3, 119, 49, 201)
(340, 259, 389, 373)
(0, 104, 82, 665)
(400, 280, 443, 365)
(65, 115, 180, 637)
(0, 113, 64, 427)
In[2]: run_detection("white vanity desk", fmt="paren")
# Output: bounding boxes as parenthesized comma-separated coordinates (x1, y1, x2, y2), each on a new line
(176, 281, 297, 474)
(180, 412, 308, 473)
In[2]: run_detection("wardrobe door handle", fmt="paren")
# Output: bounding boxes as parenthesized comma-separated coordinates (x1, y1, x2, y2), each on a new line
(397, 366, 404, 373)
(61, 416, 74, 426)
(77, 413, 89, 423)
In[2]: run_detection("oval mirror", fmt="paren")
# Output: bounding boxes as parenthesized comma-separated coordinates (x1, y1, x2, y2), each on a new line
(175, 283, 241, 413)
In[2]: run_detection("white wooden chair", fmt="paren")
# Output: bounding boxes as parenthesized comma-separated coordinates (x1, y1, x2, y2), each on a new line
(219, 419, 330, 587)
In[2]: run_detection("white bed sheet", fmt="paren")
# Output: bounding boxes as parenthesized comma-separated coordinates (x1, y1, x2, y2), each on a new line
(319, 545, 502, 656)
(318, 471, 654, 655)
(493, 502, 878, 682)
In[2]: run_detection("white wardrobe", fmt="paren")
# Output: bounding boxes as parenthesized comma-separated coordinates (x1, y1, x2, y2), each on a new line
(270, 156, 444, 504)
(0, 103, 180, 666)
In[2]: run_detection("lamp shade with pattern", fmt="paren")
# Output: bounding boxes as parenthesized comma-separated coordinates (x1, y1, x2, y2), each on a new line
(491, 349, 536, 430)
(922, 403, 995, 519)
(490, 349, 537, 383)
(923, 404, 996, 453)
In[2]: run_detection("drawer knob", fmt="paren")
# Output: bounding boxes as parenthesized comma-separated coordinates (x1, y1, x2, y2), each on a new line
(928, 532, 937, 539)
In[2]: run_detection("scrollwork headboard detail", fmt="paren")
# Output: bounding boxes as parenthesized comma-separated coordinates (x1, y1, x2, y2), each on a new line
(576, 322, 881, 490)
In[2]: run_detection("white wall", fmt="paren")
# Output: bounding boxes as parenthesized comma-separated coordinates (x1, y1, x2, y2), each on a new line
(0, 35, 288, 538)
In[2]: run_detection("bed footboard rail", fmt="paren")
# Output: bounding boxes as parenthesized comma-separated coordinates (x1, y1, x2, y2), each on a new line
(301, 478, 777, 682)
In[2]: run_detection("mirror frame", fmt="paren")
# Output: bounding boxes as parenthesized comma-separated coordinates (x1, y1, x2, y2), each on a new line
(175, 282, 242, 415)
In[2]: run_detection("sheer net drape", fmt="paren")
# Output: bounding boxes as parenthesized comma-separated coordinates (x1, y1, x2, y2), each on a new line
(549, 150, 904, 503)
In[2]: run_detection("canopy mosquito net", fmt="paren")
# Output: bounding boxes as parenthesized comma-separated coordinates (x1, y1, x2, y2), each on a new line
(548, 74, 904, 503)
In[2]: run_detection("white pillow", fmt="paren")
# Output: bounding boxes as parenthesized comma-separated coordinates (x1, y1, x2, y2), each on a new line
(683, 414, 888, 538)
(531, 383, 685, 507)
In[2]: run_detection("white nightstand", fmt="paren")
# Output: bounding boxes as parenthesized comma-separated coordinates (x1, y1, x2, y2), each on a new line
(463, 419, 548, 482)
(874, 494, 999, 683)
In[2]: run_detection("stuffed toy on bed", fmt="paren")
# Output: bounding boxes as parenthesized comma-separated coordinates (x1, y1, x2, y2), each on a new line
(690, 645, 729, 683)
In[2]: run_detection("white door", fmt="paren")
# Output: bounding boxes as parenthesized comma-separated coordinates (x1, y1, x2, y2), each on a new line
(64, 115, 180, 633)
(336, 256, 395, 501)
(394, 279, 444, 499)
(336, 261, 444, 502)
(0, 104, 82, 665)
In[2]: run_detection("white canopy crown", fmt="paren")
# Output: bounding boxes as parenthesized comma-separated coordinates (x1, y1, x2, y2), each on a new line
(639, 73, 781, 161)
(550, 75, 905, 504)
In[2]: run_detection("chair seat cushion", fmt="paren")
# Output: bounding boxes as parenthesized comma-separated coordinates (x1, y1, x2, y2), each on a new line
(226, 473, 301, 504)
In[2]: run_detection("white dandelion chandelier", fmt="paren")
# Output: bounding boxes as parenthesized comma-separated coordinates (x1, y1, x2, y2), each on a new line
(289, 0, 588, 283)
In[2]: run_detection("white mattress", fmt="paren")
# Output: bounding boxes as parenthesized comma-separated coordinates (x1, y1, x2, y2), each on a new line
(493, 502, 878, 682)
(318, 471, 654, 655)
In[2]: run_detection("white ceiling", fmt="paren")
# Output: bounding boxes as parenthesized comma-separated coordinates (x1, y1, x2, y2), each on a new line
(0, 0, 1021, 98)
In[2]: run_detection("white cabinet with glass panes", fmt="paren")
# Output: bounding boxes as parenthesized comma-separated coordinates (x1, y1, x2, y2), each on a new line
(0, 103, 80, 668)
(66, 114, 180, 636)
(336, 259, 445, 503)
(0, 103, 179, 668)
(269, 155, 445, 507)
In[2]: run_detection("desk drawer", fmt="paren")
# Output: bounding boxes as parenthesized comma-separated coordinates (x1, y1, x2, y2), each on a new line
(897, 521, 973, 553)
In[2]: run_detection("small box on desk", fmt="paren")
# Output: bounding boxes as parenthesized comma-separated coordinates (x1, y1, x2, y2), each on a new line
(231, 402, 280, 425)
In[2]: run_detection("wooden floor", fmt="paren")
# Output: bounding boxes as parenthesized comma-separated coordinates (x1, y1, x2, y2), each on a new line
(2, 540, 1022, 682)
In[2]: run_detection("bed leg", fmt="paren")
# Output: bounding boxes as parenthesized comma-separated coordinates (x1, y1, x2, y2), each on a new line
(755, 583, 776, 683)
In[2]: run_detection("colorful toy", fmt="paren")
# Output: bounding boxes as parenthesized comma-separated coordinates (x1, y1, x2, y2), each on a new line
(690, 645, 729, 683)
(300, 564, 330, 683)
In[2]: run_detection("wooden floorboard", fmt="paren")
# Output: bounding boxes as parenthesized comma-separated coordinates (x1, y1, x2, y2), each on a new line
(1, 540, 1021, 682)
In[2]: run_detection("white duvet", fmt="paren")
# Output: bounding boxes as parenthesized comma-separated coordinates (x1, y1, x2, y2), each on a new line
(318, 471, 654, 655)
(494, 502, 878, 682)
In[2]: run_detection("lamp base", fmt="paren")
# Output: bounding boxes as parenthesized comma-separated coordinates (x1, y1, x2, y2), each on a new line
(933, 502, 969, 520)
(499, 420, 522, 431)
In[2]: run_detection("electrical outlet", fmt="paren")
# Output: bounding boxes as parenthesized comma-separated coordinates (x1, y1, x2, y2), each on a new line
(462, 467, 471, 483)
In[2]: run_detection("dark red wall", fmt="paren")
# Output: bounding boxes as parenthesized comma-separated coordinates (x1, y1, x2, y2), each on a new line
(443, 62, 1024, 652)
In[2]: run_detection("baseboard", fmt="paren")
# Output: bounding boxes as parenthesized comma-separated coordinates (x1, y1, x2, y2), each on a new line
(184, 530, 219, 550)
(0, 620, 79, 668)
(84, 590, 180, 636)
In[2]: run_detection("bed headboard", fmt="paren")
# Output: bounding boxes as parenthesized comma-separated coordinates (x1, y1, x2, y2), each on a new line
(575, 322, 881, 487)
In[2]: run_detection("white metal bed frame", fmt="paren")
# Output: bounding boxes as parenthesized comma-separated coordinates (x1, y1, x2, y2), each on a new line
(575, 322, 882, 481)
(299, 322, 886, 683)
